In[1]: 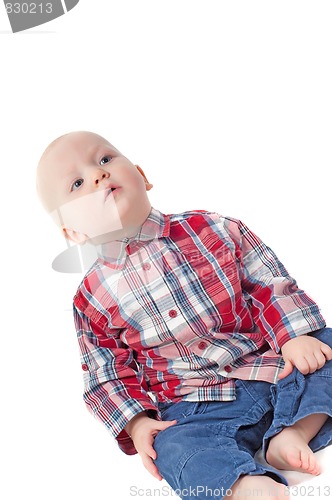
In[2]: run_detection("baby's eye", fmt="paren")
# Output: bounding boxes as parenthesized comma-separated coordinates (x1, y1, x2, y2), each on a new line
(71, 178, 84, 191)
(100, 155, 112, 165)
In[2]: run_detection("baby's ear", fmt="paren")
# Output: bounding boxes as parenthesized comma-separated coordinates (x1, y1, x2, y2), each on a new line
(62, 226, 89, 245)
(135, 165, 153, 191)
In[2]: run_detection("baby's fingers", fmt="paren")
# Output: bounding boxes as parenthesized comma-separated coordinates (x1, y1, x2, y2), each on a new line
(293, 356, 311, 375)
(155, 419, 177, 431)
(141, 453, 163, 481)
(296, 343, 332, 375)
(278, 360, 294, 379)
(139, 439, 162, 479)
(320, 342, 332, 361)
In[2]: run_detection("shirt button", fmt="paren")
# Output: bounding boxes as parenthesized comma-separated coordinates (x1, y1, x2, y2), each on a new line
(198, 341, 208, 350)
(142, 263, 151, 270)
(169, 309, 177, 318)
(82, 364, 89, 371)
(224, 365, 232, 373)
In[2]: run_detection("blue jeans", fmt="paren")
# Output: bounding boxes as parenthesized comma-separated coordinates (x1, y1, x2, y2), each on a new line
(153, 327, 332, 499)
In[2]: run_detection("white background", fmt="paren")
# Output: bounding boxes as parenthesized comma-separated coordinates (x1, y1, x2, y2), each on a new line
(1, 1, 332, 499)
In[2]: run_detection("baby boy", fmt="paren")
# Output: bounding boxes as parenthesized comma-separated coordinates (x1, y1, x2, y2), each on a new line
(36, 131, 332, 500)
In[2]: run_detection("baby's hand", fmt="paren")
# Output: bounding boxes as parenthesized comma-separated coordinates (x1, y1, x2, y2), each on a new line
(278, 335, 332, 380)
(125, 412, 177, 480)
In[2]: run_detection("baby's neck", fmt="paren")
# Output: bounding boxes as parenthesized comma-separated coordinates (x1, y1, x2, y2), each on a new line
(90, 206, 152, 245)
(90, 223, 143, 246)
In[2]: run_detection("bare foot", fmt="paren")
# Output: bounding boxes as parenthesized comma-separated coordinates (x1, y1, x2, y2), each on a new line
(230, 475, 288, 499)
(266, 426, 320, 475)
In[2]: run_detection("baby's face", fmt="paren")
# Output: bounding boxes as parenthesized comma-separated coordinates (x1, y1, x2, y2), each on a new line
(37, 132, 153, 244)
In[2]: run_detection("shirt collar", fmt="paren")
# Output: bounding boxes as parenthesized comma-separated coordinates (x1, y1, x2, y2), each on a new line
(97, 207, 170, 267)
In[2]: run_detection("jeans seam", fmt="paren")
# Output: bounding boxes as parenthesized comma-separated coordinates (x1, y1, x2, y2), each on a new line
(176, 447, 209, 482)
(238, 380, 272, 415)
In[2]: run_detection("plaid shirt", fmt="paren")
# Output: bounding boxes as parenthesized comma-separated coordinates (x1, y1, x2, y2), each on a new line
(73, 207, 326, 454)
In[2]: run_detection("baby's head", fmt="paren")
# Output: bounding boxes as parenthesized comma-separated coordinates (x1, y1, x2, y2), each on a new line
(36, 131, 153, 245)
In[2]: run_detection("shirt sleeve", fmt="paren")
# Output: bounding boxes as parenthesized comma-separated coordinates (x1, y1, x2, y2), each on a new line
(73, 304, 159, 455)
(224, 216, 326, 352)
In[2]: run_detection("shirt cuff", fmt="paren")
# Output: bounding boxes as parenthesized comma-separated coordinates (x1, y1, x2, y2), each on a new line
(115, 404, 160, 455)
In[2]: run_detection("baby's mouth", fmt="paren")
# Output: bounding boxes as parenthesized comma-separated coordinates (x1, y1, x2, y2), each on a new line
(105, 186, 119, 200)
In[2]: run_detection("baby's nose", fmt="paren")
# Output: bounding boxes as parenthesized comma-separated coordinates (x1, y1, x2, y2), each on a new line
(94, 170, 110, 186)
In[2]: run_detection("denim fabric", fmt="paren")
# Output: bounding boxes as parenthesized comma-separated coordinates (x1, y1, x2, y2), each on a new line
(153, 327, 332, 500)
(263, 327, 332, 455)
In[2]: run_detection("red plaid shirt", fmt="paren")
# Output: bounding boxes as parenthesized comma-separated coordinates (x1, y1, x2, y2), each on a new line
(73, 208, 326, 454)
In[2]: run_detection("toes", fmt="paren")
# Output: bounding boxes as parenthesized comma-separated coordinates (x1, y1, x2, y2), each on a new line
(285, 448, 320, 475)
(286, 449, 302, 470)
(299, 449, 309, 471)
(310, 458, 321, 476)
(301, 450, 321, 475)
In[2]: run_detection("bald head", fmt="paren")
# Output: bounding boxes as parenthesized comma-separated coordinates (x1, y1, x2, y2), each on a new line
(36, 131, 120, 214)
